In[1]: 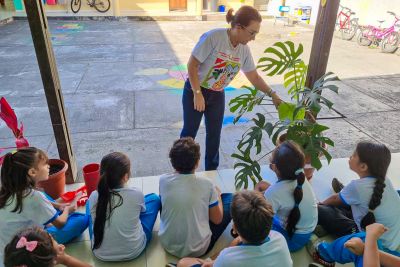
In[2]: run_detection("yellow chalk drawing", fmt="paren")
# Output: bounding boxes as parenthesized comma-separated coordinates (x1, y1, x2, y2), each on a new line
(134, 68, 169, 76)
(158, 78, 185, 89)
(58, 23, 83, 30)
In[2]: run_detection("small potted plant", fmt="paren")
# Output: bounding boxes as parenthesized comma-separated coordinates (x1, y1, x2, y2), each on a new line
(229, 41, 339, 189)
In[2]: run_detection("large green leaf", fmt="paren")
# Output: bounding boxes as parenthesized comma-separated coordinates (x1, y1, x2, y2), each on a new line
(284, 61, 308, 99)
(233, 153, 263, 190)
(257, 41, 304, 76)
(278, 102, 305, 121)
(228, 86, 263, 123)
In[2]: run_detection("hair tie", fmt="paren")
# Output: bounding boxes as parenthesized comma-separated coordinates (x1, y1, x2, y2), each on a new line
(368, 209, 374, 213)
(16, 236, 38, 252)
(295, 168, 304, 175)
(296, 184, 302, 189)
(294, 203, 299, 207)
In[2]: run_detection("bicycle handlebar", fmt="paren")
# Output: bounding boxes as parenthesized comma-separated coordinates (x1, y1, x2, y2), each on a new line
(387, 11, 398, 18)
(339, 5, 352, 12)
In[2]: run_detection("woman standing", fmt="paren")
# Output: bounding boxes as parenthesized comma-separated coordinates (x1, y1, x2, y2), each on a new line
(181, 5, 282, 170)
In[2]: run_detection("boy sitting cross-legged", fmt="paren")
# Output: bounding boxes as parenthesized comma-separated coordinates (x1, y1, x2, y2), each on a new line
(177, 190, 293, 267)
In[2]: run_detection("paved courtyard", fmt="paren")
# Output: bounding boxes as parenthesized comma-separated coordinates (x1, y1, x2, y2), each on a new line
(1, 18, 400, 180)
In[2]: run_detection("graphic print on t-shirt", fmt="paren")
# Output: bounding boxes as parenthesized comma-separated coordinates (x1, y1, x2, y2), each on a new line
(201, 52, 241, 91)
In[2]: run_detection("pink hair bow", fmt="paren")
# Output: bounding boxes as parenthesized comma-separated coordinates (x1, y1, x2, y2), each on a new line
(16, 236, 38, 252)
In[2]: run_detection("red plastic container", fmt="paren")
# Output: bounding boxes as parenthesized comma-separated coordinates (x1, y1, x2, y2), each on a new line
(83, 163, 100, 197)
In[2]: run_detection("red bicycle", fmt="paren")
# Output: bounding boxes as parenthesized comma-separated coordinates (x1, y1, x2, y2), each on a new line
(336, 5, 359, 40)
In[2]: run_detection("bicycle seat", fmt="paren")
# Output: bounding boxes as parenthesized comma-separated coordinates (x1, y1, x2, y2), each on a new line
(377, 20, 385, 23)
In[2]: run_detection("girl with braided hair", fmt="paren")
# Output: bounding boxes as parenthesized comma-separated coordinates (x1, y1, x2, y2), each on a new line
(308, 142, 400, 267)
(255, 140, 318, 252)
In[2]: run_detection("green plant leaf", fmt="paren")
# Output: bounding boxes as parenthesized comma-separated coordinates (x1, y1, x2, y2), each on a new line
(278, 102, 305, 121)
(283, 61, 308, 100)
(257, 41, 304, 76)
(228, 86, 264, 124)
(238, 125, 263, 154)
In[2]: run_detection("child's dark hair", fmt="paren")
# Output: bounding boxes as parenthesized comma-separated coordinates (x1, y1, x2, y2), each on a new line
(231, 190, 274, 244)
(169, 137, 200, 174)
(0, 147, 48, 213)
(93, 152, 130, 249)
(4, 226, 56, 267)
(226, 5, 262, 27)
(357, 142, 391, 229)
(271, 141, 305, 238)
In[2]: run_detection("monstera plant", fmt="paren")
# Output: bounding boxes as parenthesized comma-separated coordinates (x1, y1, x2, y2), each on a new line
(229, 41, 339, 189)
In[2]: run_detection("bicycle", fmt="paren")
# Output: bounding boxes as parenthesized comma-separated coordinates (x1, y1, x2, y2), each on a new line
(71, 0, 111, 14)
(357, 11, 400, 53)
(336, 5, 359, 40)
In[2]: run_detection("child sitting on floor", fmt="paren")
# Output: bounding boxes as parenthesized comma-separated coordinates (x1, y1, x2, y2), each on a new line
(177, 190, 293, 267)
(308, 142, 400, 267)
(88, 152, 161, 261)
(255, 140, 318, 252)
(4, 226, 91, 267)
(0, 147, 89, 265)
(159, 137, 232, 257)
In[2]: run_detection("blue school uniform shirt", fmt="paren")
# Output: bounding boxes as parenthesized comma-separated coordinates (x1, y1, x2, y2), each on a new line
(0, 190, 58, 266)
(339, 177, 400, 252)
(213, 230, 293, 267)
(264, 179, 318, 234)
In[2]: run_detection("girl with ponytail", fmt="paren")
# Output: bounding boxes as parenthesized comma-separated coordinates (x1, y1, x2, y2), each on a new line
(88, 152, 161, 261)
(256, 141, 318, 252)
(181, 5, 282, 171)
(309, 142, 400, 267)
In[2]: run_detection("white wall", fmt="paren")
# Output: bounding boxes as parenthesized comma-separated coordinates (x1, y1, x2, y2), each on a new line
(340, 0, 399, 28)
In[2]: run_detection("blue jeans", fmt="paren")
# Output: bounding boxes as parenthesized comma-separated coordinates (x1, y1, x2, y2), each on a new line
(206, 193, 233, 254)
(318, 232, 400, 267)
(43, 193, 89, 244)
(181, 79, 225, 170)
(272, 217, 312, 252)
(140, 193, 161, 245)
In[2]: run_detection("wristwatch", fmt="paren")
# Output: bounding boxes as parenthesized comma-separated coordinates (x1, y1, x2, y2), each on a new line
(195, 89, 201, 94)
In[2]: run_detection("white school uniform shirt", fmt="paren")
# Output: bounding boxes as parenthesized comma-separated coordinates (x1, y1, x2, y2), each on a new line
(88, 186, 147, 261)
(192, 28, 256, 91)
(339, 177, 400, 252)
(213, 230, 293, 267)
(264, 179, 318, 234)
(158, 173, 219, 257)
(0, 189, 58, 266)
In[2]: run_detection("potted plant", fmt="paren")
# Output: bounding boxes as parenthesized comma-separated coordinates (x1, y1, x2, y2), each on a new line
(229, 41, 339, 189)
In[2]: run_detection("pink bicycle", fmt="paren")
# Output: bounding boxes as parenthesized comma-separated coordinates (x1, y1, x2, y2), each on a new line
(336, 5, 359, 40)
(357, 11, 400, 53)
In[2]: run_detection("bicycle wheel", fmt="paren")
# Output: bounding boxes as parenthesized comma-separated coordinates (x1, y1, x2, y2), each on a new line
(357, 28, 372, 46)
(94, 0, 111, 13)
(341, 19, 358, 40)
(381, 32, 400, 53)
(70, 0, 81, 13)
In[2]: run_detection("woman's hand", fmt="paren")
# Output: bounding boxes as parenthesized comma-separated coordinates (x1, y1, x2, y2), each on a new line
(194, 93, 205, 112)
(271, 92, 283, 109)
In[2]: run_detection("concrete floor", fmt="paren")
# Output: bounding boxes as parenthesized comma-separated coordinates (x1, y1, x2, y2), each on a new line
(1, 18, 400, 180)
